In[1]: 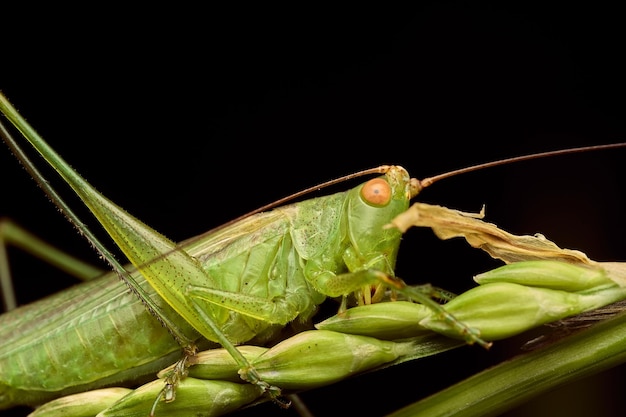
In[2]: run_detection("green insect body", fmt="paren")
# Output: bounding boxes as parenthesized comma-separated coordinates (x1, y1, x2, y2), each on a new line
(4, 91, 626, 416)
(0, 90, 420, 410)
(181, 167, 412, 345)
(0, 264, 191, 408)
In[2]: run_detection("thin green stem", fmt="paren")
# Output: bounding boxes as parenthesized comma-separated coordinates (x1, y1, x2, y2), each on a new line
(388, 308, 626, 417)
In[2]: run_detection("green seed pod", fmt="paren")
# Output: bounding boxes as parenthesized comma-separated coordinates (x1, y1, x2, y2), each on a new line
(475, 260, 613, 291)
(251, 329, 416, 390)
(421, 282, 588, 341)
(159, 346, 268, 382)
(28, 388, 132, 417)
(315, 301, 433, 339)
(97, 378, 262, 417)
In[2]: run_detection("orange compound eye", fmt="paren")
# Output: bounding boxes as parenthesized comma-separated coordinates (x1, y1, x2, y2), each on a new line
(360, 178, 392, 206)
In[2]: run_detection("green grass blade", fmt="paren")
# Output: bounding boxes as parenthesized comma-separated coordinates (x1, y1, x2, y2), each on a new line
(387, 308, 626, 417)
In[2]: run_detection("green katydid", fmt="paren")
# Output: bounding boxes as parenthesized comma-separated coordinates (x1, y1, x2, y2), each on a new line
(0, 91, 484, 414)
(3, 88, 624, 416)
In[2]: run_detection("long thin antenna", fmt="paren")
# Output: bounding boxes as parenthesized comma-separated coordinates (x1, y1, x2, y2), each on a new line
(210, 166, 392, 233)
(419, 143, 626, 188)
(185, 142, 626, 245)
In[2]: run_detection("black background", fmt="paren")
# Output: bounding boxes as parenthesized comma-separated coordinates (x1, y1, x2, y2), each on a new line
(1, 3, 626, 416)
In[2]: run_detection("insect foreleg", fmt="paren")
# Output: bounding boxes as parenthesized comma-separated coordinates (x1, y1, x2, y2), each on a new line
(310, 268, 492, 349)
(386, 276, 492, 349)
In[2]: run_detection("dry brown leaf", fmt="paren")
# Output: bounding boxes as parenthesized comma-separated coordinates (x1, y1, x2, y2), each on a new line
(388, 203, 626, 287)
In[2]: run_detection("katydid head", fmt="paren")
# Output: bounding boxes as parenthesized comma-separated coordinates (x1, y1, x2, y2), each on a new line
(344, 166, 414, 275)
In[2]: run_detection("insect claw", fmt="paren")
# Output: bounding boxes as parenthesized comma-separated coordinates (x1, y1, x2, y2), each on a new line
(270, 388, 292, 409)
(463, 325, 493, 349)
(150, 385, 167, 417)
(257, 379, 291, 409)
(467, 332, 493, 350)
(239, 365, 290, 408)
